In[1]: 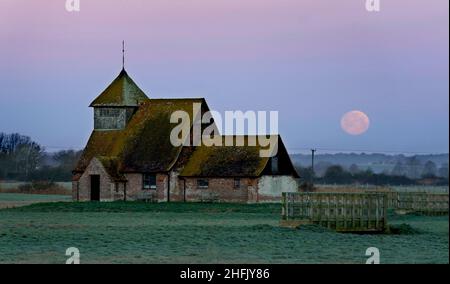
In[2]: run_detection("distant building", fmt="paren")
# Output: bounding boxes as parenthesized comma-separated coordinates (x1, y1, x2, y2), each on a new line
(72, 68, 299, 202)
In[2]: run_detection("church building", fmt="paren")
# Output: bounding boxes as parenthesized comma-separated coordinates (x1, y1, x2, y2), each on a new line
(72, 67, 299, 203)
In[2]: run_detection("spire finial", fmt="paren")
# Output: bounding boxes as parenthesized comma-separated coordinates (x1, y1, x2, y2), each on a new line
(122, 40, 125, 70)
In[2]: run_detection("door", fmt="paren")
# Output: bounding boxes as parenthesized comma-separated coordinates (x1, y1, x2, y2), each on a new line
(90, 175, 100, 201)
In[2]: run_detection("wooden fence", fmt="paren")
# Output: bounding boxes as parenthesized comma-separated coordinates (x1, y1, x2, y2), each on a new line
(395, 192, 448, 215)
(365, 190, 449, 214)
(311, 188, 448, 215)
(281, 192, 388, 233)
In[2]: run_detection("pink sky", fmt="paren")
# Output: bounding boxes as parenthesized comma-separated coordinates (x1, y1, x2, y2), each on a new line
(0, 0, 448, 153)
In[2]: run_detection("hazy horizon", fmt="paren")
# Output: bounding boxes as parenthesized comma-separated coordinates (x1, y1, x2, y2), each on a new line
(0, 0, 448, 154)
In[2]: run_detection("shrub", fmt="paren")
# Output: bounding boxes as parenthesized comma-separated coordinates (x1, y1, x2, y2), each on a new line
(17, 180, 70, 195)
(299, 182, 315, 192)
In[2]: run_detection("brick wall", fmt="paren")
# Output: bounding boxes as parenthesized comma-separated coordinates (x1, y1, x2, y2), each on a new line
(74, 161, 298, 203)
(124, 173, 142, 200)
(183, 177, 250, 202)
(124, 173, 168, 202)
(156, 173, 168, 201)
(74, 157, 115, 201)
(182, 176, 297, 203)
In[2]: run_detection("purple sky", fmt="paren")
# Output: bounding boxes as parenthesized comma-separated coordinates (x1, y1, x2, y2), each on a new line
(0, 0, 448, 154)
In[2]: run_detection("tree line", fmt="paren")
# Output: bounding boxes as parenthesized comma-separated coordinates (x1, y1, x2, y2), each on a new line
(296, 162, 449, 186)
(0, 133, 81, 181)
(1, 132, 449, 185)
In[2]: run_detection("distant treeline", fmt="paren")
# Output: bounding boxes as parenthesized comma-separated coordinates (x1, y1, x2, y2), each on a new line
(0, 133, 81, 181)
(1, 132, 449, 186)
(291, 153, 449, 180)
(296, 165, 449, 186)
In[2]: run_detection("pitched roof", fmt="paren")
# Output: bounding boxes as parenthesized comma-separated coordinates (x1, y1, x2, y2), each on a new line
(89, 69, 149, 107)
(74, 98, 206, 178)
(76, 89, 300, 180)
(96, 157, 126, 181)
(120, 99, 204, 172)
(179, 135, 298, 177)
(74, 130, 122, 174)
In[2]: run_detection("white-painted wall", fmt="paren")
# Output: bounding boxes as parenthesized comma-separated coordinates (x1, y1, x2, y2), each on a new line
(258, 176, 298, 197)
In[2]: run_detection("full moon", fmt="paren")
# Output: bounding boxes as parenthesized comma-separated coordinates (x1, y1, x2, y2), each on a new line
(340, 110, 370, 135)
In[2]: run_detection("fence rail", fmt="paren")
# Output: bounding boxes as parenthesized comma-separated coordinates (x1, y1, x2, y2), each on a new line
(281, 192, 388, 233)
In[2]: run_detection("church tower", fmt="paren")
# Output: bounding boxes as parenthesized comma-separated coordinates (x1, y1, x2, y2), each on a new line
(89, 42, 148, 130)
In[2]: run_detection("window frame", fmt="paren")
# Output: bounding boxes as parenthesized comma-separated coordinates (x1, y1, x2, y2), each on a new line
(197, 179, 209, 189)
(234, 178, 241, 189)
(143, 173, 157, 190)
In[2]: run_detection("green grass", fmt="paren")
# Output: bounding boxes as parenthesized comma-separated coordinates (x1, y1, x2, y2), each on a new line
(0, 199, 448, 264)
(0, 193, 71, 210)
(0, 193, 71, 202)
(5, 201, 281, 214)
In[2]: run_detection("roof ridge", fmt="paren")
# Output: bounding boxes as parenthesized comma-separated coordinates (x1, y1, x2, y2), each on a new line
(149, 98, 205, 101)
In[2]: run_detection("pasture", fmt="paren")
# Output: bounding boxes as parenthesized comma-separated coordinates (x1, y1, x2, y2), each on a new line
(0, 193, 448, 264)
(0, 193, 71, 209)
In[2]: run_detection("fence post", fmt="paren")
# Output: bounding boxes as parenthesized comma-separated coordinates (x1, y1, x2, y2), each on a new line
(383, 194, 388, 231)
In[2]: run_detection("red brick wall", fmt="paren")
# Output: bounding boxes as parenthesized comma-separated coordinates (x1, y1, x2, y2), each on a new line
(183, 177, 251, 202)
(74, 161, 297, 203)
(156, 173, 168, 201)
(124, 173, 168, 202)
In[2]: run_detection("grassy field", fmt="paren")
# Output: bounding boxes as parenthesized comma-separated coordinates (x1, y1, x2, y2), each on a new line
(0, 193, 71, 209)
(0, 182, 72, 190)
(0, 194, 448, 264)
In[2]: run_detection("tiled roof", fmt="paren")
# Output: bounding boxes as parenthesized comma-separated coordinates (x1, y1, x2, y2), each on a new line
(89, 69, 149, 107)
(74, 98, 206, 177)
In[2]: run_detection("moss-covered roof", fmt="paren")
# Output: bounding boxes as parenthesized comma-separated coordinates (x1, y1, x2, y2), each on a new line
(179, 136, 275, 177)
(120, 99, 204, 172)
(76, 94, 299, 179)
(74, 130, 123, 173)
(96, 156, 126, 181)
(74, 98, 205, 176)
(89, 69, 149, 107)
(180, 135, 299, 178)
